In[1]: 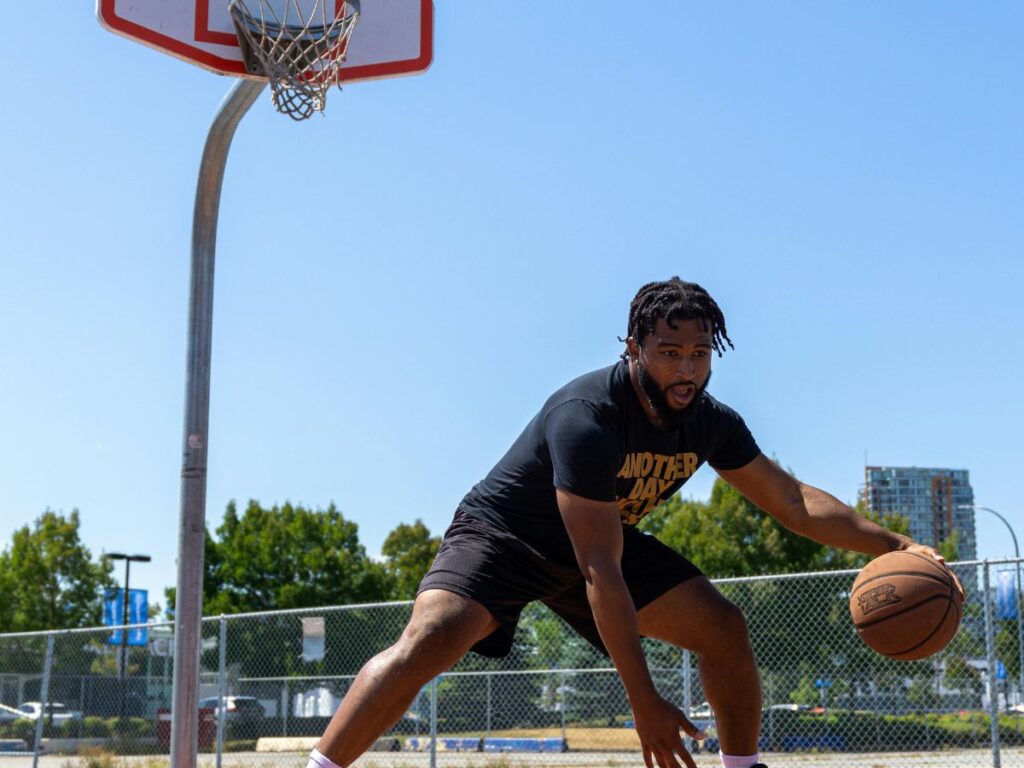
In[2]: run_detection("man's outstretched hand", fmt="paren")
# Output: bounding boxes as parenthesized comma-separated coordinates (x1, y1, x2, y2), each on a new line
(632, 694, 707, 768)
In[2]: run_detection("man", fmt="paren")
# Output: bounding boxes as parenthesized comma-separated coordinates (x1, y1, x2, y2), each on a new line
(307, 278, 948, 768)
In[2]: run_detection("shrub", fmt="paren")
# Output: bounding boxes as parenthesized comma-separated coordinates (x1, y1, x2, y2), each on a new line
(222, 739, 258, 752)
(63, 747, 117, 768)
(106, 717, 152, 738)
(2, 718, 37, 743)
(104, 717, 154, 755)
(81, 717, 111, 738)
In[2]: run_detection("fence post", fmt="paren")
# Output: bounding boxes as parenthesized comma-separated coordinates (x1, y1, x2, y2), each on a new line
(559, 672, 566, 742)
(216, 615, 227, 768)
(681, 650, 692, 711)
(31, 634, 55, 768)
(983, 562, 1002, 768)
(485, 672, 492, 738)
(282, 679, 289, 737)
(78, 676, 86, 739)
(429, 676, 438, 768)
(681, 650, 693, 751)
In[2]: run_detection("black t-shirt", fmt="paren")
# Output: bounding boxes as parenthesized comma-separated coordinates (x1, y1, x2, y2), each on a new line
(459, 360, 761, 562)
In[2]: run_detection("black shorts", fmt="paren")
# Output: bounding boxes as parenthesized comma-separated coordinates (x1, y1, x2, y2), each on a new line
(417, 508, 703, 658)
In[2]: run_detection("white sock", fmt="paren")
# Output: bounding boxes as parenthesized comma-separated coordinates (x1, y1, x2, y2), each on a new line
(720, 753, 760, 768)
(307, 748, 343, 768)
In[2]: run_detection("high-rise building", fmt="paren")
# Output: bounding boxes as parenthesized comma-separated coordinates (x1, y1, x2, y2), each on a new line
(862, 466, 977, 560)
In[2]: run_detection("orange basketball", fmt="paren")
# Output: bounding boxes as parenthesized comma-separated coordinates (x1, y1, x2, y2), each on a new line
(849, 550, 963, 661)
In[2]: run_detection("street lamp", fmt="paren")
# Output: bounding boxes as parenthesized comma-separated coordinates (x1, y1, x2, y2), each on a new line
(106, 553, 151, 718)
(960, 505, 1024, 707)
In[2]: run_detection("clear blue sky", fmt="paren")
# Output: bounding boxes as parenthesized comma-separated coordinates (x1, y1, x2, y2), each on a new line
(1, 3, 1021, 604)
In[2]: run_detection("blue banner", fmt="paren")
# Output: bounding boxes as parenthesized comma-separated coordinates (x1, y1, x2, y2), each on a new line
(996, 570, 1018, 620)
(103, 589, 149, 646)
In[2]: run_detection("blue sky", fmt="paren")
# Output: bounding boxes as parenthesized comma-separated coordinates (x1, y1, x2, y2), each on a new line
(1, 2, 1021, 603)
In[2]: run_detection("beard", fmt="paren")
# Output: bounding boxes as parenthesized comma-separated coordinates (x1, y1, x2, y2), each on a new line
(635, 362, 711, 431)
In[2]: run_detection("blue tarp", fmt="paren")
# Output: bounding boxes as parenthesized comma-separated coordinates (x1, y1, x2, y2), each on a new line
(483, 737, 568, 753)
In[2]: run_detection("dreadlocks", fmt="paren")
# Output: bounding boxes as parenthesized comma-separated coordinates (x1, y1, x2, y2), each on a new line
(626, 278, 733, 356)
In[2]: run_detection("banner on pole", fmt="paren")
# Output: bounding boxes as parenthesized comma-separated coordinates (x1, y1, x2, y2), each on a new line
(103, 589, 149, 646)
(996, 570, 1018, 620)
(302, 616, 326, 662)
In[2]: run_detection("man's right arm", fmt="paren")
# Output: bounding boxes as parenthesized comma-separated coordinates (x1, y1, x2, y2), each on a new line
(556, 489, 701, 768)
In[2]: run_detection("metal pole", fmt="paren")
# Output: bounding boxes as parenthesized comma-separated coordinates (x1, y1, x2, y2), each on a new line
(429, 676, 437, 768)
(681, 650, 693, 752)
(982, 562, 1002, 768)
(169, 77, 265, 768)
(120, 558, 131, 720)
(485, 673, 491, 738)
(976, 506, 1024, 705)
(31, 635, 54, 768)
(215, 616, 227, 768)
(79, 677, 86, 739)
(559, 673, 566, 743)
(282, 679, 289, 737)
(961, 503, 1024, 704)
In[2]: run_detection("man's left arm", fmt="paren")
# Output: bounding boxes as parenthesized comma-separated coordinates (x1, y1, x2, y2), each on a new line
(716, 454, 939, 560)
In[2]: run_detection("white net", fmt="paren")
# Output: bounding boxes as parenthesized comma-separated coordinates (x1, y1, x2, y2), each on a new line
(228, 0, 361, 120)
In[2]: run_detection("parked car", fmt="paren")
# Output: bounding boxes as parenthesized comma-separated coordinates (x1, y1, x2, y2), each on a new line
(688, 701, 714, 720)
(2, 702, 81, 724)
(0, 703, 24, 723)
(197, 696, 265, 724)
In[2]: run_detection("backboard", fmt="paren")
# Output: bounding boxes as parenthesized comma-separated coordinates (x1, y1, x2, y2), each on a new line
(97, 0, 432, 83)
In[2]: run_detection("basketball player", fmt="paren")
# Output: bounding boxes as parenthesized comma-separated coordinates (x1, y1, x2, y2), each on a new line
(306, 278, 949, 768)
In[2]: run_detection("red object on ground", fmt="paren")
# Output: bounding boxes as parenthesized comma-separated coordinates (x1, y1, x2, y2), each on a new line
(156, 707, 216, 749)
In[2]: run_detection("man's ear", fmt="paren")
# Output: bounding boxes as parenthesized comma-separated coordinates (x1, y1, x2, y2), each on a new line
(626, 337, 639, 360)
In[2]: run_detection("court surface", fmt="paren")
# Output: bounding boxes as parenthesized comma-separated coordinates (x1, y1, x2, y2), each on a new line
(5, 749, 1022, 768)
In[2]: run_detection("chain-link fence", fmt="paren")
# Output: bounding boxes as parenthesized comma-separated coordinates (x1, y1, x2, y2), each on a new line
(1, 559, 1021, 767)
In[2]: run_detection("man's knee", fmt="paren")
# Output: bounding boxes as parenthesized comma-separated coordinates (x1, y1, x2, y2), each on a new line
(398, 615, 463, 659)
(700, 598, 751, 654)
(391, 591, 496, 671)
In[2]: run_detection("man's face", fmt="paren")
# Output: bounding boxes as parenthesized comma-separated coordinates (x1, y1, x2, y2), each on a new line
(629, 317, 713, 426)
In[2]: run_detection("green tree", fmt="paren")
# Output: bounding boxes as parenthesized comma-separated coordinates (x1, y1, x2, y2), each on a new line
(641, 477, 910, 577)
(161, 500, 397, 679)
(640, 472, 916, 706)
(0, 509, 114, 632)
(165, 500, 390, 615)
(381, 519, 441, 600)
(937, 531, 960, 562)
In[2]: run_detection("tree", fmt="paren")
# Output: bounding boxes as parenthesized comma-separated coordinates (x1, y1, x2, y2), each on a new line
(381, 519, 441, 600)
(164, 500, 390, 616)
(641, 476, 910, 578)
(161, 500, 397, 679)
(638, 472, 917, 707)
(936, 531, 960, 563)
(0, 509, 114, 632)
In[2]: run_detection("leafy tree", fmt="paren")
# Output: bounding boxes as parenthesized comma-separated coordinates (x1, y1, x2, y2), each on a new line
(165, 500, 390, 616)
(381, 519, 441, 600)
(0, 509, 114, 632)
(937, 531, 961, 563)
(641, 476, 910, 578)
(161, 500, 399, 679)
(638, 471, 919, 709)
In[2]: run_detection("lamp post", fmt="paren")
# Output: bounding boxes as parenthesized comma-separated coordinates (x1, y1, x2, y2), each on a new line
(106, 553, 151, 718)
(960, 505, 1024, 706)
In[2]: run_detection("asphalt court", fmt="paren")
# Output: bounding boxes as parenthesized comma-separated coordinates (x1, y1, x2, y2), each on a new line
(5, 749, 1022, 768)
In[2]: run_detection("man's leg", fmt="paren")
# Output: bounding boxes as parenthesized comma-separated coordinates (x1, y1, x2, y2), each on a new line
(315, 588, 500, 767)
(636, 576, 762, 756)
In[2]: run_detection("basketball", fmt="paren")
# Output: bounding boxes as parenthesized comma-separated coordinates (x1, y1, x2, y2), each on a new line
(849, 550, 963, 661)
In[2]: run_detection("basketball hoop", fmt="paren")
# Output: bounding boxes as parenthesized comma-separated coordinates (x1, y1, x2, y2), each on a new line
(229, 0, 361, 120)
